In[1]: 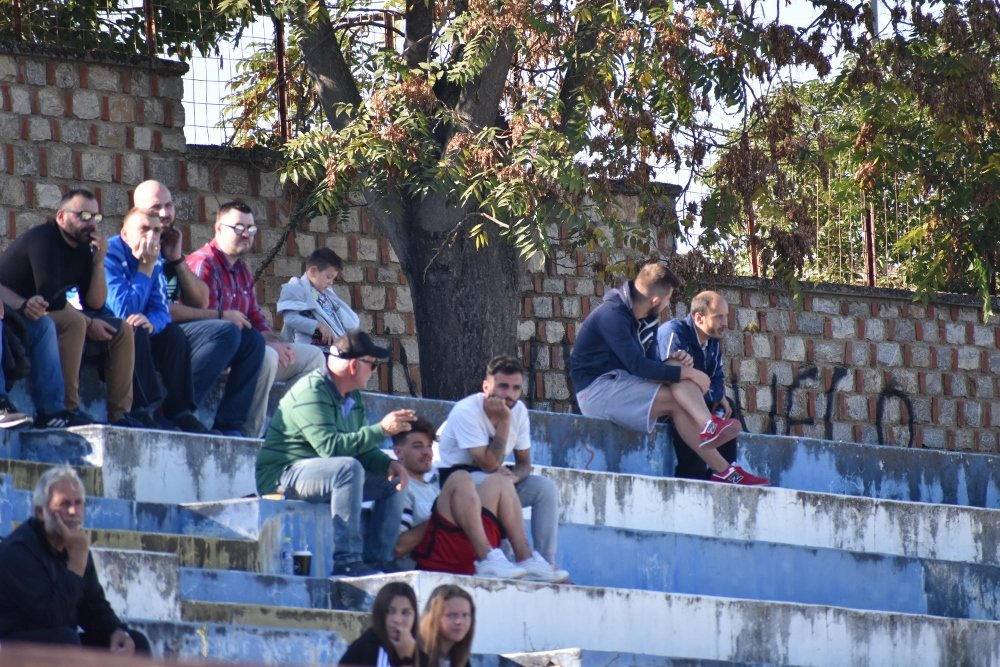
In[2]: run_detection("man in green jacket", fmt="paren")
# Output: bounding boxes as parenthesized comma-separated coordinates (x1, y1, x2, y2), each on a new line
(256, 330, 416, 576)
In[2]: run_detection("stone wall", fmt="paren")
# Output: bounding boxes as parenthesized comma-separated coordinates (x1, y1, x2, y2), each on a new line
(3, 44, 999, 453)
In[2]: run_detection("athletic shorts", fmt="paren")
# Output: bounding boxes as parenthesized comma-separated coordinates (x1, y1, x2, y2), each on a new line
(412, 501, 503, 575)
(576, 369, 660, 433)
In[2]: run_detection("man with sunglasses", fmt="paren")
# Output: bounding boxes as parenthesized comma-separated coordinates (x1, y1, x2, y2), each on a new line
(0, 189, 135, 427)
(186, 201, 324, 436)
(256, 330, 416, 576)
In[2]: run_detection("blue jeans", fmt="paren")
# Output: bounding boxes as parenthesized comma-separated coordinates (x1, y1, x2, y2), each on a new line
(180, 320, 265, 431)
(279, 457, 405, 567)
(21, 315, 65, 414)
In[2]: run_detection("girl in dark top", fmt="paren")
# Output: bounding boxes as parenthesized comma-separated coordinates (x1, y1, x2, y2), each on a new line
(339, 582, 425, 667)
(419, 585, 475, 667)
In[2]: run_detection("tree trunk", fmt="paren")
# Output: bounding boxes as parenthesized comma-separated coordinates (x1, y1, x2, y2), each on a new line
(400, 219, 521, 400)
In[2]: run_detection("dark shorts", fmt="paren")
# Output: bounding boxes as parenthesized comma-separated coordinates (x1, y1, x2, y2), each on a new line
(412, 501, 503, 575)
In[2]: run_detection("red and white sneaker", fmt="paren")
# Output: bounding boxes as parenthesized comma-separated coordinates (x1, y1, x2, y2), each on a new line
(698, 416, 741, 448)
(710, 464, 770, 486)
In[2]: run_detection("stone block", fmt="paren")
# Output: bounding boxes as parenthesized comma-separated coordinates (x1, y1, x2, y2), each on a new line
(517, 320, 535, 341)
(361, 286, 386, 310)
(27, 117, 51, 141)
(750, 334, 771, 358)
(734, 307, 758, 331)
(736, 359, 757, 382)
(383, 312, 406, 335)
(222, 166, 250, 194)
(909, 397, 930, 423)
(542, 278, 565, 294)
(47, 144, 73, 178)
(133, 127, 153, 150)
(73, 89, 101, 120)
(889, 369, 918, 395)
(61, 119, 89, 145)
(122, 153, 144, 186)
(933, 347, 952, 370)
(957, 346, 980, 371)
(939, 399, 958, 424)
(146, 157, 179, 187)
(923, 372, 942, 395)
(875, 343, 901, 367)
(532, 296, 553, 318)
(100, 185, 131, 217)
(37, 88, 64, 116)
(159, 74, 185, 101)
(23, 59, 45, 85)
(35, 183, 62, 209)
(944, 322, 967, 345)
(15, 211, 45, 236)
(909, 345, 930, 368)
(920, 321, 940, 343)
(376, 267, 398, 284)
(781, 337, 805, 361)
(972, 325, 993, 347)
(544, 321, 566, 344)
(9, 86, 30, 114)
(0, 176, 26, 206)
(810, 296, 840, 314)
(795, 312, 824, 335)
(88, 66, 121, 91)
(260, 172, 283, 198)
(561, 296, 581, 319)
(769, 361, 793, 385)
(0, 55, 16, 82)
(859, 369, 883, 393)
(764, 310, 790, 333)
(161, 130, 186, 153)
(974, 376, 994, 399)
(864, 319, 886, 341)
(571, 280, 594, 296)
(723, 333, 742, 358)
(81, 151, 114, 183)
(308, 215, 329, 233)
(830, 317, 856, 339)
(544, 372, 570, 399)
(0, 115, 18, 140)
(754, 386, 773, 412)
(813, 341, 844, 364)
(97, 124, 126, 149)
(294, 233, 315, 257)
(142, 98, 165, 125)
(747, 291, 770, 308)
(13, 145, 38, 176)
(54, 63, 78, 88)
(891, 319, 916, 342)
(843, 394, 868, 421)
(845, 301, 871, 317)
(357, 238, 378, 262)
(341, 265, 363, 283)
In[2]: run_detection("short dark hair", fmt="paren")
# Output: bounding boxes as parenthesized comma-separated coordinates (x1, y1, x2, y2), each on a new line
(486, 355, 524, 378)
(635, 261, 680, 294)
(58, 188, 96, 209)
(216, 200, 253, 220)
(306, 247, 344, 272)
(391, 415, 437, 447)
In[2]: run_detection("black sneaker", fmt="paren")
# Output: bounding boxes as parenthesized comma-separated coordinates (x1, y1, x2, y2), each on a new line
(0, 396, 32, 429)
(112, 411, 161, 429)
(67, 410, 96, 427)
(34, 411, 75, 429)
(331, 561, 384, 578)
(171, 411, 213, 434)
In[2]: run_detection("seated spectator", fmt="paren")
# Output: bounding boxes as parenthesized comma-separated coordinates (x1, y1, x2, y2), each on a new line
(437, 355, 568, 581)
(658, 291, 767, 485)
(186, 200, 324, 437)
(419, 585, 475, 667)
(256, 330, 413, 576)
(104, 208, 212, 433)
(277, 247, 360, 350)
(0, 465, 150, 655)
(570, 262, 767, 485)
(133, 180, 265, 436)
(394, 416, 566, 581)
(0, 189, 135, 427)
(338, 581, 427, 667)
(0, 295, 46, 428)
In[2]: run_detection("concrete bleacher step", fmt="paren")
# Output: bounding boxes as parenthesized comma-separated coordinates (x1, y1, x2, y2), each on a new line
(0, 456, 102, 495)
(131, 619, 350, 665)
(363, 393, 1000, 509)
(89, 528, 261, 571)
(334, 571, 1000, 666)
(495, 649, 750, 667)
(181, 600, 367, 634)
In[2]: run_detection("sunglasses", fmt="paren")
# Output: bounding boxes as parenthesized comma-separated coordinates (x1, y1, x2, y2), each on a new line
(64, 210, 104, 223)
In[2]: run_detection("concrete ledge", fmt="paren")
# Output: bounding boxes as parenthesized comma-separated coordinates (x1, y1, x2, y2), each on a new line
(0, 458, 102, 496)
(181, 600, 367, 635)
(495, 649, 739, 666)
(89, 529, 260, 571)
(92, 548, 180, 622)
(335, 572, 1000, 666)
(543, 467, 1000, 566)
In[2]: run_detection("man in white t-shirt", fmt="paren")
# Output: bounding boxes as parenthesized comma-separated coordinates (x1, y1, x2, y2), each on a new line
(393, 417, 567, 581)
(437, 356, 565, 578)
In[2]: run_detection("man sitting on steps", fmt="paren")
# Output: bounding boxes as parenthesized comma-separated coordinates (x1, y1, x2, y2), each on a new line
(393, 416, 567, 582)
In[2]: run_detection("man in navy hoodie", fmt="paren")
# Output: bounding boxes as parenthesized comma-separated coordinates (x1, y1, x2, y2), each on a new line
(658, 291, 760, 483)
(570, 262, 767, 485)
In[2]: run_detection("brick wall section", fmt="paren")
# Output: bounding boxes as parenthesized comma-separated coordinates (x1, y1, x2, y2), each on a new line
(4, 46, 998, 453)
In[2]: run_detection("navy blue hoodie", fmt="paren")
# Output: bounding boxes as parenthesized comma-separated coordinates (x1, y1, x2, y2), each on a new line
(570, 281, 681, 393)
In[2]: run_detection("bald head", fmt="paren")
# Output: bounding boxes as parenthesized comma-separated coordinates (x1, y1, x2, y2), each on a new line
(690, 291, 729, 341)
(133, 180, 175, 227)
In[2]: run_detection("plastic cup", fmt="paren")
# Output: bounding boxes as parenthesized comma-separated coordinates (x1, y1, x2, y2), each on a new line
(293, 551, 312, 576)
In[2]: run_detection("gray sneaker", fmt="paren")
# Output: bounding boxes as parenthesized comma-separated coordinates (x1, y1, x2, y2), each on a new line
(0, 396, 31, 429)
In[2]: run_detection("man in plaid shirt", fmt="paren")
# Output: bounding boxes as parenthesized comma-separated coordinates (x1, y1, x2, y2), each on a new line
(186, 201, 324, 437)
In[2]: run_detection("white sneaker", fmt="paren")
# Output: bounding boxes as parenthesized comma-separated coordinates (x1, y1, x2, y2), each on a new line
(475, 548, 527, 579)
(517, 551, 570, 583)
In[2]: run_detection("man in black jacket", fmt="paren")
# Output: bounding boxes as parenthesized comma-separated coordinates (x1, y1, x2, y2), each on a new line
(0, 465, 149, 653)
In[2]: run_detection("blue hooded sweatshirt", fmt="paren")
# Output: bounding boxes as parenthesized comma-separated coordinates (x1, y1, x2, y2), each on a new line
(570, 281, 681, 393)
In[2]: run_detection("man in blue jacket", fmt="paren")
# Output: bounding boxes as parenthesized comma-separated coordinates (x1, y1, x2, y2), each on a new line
(658, 291, 759, 482)
(104, 208, 210, 432)
(570, 262, 766, 485)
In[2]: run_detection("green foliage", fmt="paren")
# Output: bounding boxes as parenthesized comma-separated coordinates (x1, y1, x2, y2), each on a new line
(702, 2, 1000, 314)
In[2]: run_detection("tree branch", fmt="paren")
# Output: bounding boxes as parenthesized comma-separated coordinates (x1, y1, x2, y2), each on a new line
(404, 0, 434, 68)
(557, 3, 603, 137)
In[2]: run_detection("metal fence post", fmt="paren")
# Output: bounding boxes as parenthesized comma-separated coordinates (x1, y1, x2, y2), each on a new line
(144, 0, 158, 56)
(12, 0, 22, 41)
(274, 15, 289, 140)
